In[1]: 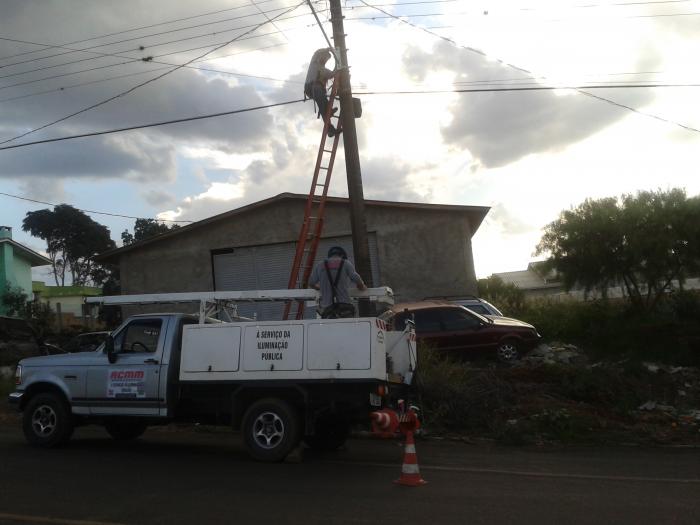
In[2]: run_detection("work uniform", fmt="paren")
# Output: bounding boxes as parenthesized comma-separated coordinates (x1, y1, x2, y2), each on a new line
(309, 256, 364, 318)
(304, 49, 337, 132)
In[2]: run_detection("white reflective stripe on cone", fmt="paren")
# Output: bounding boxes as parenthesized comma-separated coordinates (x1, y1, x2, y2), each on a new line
(405, 444, 416, 454)
(402, 464, 420, 474)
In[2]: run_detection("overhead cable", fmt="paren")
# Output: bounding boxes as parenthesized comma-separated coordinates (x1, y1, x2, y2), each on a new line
(356, 0, 700, 134)
(0, 0, 294, 62)
(0, 191, 193, 223)
(0, 3, 308, 71)
(0, 99, 304, 151)
(0, 1, 306, 145)
(1, 83, 699, 153)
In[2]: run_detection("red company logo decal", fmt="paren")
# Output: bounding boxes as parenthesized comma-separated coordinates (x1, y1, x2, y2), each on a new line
(110, 370, 145, 380)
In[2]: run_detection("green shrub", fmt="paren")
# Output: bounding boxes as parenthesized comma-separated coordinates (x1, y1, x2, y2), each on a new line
(507, 295, 700, 365)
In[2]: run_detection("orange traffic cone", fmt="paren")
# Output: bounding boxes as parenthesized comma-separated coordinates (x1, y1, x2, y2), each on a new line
(394, 431, 427, 486)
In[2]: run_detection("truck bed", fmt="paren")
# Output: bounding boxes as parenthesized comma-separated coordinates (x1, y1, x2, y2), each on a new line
(179, 317, 415, 384)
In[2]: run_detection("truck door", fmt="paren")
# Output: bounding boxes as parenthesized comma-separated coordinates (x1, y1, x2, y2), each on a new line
(86, 317, 167, 416)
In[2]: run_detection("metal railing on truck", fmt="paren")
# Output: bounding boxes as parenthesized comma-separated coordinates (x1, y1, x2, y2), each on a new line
(85, 287, 394, 324)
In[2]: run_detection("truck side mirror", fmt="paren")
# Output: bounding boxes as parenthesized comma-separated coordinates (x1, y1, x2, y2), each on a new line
(105, 336, 117, 364)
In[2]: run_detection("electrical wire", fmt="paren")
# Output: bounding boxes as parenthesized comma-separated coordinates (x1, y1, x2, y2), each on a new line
(0, 18, 321, 96)
(307, 0, 337, 59)
(0, 43, 292, 105)
(0, 0, 298, 62)
(0, 6, 325, 81)
(0, 3, 309, 71)
(0, 98, 304, 151)
(356, 0, 700, 134)
(344, 10, 700, 21)
(0, 1, 306, 145)
(1, 83, 699, 154)
(0, 191, 194, 223)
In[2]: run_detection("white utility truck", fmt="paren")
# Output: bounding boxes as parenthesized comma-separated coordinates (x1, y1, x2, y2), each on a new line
(9, 287, 417, 461)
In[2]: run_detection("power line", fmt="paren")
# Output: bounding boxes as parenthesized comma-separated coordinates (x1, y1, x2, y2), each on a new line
(0, 3, 307, 71)
(0, 191, 194, 223)
(356, 0, 700, 135)
(347, 0, 692, 7)
(0, 34, 302, 95)
(0, 6, 323, 80)
(0, 27, 302, 94)
(0, 10, 323, 94)
(0, 1, 306, 145)
(0, 43, 292, 105)
(0, 98, 304, 151)
(0, 83, 698, 153)
(0, 0, 296, 62)
(344, 10, 700, 21)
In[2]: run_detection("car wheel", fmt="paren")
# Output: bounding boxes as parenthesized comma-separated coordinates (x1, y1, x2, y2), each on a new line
(496, 339, 520, 363)
(105, 420, 148, 440)
(242, 398, 301, 462)
(304, 414, 350, 451)
(22, 393, 74, 448)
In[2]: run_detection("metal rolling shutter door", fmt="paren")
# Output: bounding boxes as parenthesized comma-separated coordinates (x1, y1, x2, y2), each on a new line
(212, 233, 379, 320)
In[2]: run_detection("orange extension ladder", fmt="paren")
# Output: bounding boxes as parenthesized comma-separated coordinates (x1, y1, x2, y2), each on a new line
(283, 76, 342, 320)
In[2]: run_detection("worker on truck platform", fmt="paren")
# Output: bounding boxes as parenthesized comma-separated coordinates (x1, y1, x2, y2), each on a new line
(304, 48, 340, 138)
(309, 246, 367, 318)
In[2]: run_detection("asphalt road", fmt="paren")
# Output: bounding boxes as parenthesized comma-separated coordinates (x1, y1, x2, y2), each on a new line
(0, 424, 698, 525)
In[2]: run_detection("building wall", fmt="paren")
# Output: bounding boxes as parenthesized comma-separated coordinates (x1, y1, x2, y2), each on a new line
(43, 296, 84, 317)
(0, 244, 35, 315)
(119, 199, 479, 304)
(12, 252, 33, 298)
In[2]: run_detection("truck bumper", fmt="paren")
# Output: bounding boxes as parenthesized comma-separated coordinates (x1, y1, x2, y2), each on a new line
(7, 391, 23, 408)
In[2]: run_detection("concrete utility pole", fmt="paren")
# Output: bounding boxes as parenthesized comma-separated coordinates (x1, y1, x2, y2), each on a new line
(328, 0, 374, 313)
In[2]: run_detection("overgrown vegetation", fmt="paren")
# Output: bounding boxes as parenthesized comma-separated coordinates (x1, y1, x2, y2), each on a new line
(509, 291, 700, 365)
(415, 347, 700, 445)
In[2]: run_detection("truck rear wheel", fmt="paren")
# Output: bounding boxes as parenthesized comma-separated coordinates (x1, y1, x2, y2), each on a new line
(304, 414, 350, 451)
(22, 393, 74, 448)
(242, 398, 301, 462)
(105, 420, 148, 441)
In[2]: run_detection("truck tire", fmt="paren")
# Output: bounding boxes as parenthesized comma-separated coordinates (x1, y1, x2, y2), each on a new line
(22, 392, 74, 448)
(105, 420, 148, 441)
(242, 398, 301, 462)
(304, 414, 350, 451)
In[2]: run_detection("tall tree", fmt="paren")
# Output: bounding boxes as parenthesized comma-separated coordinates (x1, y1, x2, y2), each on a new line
(121, 218, 180, 246)
(22, 205, 116, 286)
(535, 189, 700, 311)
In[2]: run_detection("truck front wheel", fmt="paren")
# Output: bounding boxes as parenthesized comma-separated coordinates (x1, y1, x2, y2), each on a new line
(242, 398, 301, 462)
(22, 393, 74, 448)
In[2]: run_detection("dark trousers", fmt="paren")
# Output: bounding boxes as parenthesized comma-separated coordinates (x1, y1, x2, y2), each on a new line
(321, 303, 355, 319)
(310, 82, 329, 119)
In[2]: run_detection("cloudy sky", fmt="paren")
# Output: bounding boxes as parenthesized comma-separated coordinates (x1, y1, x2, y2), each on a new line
(1, 0, 699, 283)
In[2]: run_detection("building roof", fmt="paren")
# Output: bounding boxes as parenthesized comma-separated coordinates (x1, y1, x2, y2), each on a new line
(0, 238, 51, 266)
(96, 192, 490, 263)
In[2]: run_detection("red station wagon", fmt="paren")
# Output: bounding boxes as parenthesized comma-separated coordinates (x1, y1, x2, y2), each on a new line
(381, 301, 541, 362)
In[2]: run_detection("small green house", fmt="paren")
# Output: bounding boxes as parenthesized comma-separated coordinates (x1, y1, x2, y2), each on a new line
(0, 226, 51, 316)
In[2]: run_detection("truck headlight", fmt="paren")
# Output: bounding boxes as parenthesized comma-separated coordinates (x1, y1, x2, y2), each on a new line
(15, 365, 22, 385)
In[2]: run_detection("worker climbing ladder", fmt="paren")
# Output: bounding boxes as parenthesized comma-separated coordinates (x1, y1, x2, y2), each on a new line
(283, 75, 342, 320)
